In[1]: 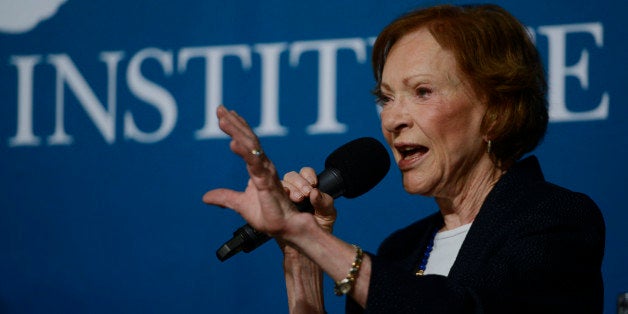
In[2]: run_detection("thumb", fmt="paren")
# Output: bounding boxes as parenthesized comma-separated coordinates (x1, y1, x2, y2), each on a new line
(308, 188, 336, 233)
(309, 188, 336, 218)
(202, 188, 241, 209)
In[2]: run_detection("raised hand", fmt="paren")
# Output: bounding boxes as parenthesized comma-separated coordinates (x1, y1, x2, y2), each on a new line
(202, 105, 300, 238)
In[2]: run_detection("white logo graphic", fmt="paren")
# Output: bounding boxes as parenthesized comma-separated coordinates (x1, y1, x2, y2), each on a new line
(0, 0, 67, 34)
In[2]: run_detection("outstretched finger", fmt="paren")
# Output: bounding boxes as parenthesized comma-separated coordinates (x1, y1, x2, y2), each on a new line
(202, 188, 242, 210)
(216, 106, 272, 174)
(216, 105, 283, 194)
(216, 106, 260, 159)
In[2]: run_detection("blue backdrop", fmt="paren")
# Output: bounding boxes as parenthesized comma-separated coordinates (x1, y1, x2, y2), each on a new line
(1, 0, 626, 313)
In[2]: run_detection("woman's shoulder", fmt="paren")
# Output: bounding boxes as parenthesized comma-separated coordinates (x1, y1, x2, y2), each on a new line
(520, 180, 604, 230)
(486, 155, 604, 231)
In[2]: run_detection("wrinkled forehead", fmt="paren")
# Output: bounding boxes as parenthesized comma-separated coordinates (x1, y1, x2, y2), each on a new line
(382, 28, 463, 86)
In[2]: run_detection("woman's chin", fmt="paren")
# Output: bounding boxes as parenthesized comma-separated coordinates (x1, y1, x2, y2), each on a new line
(402, 177, 432, 196)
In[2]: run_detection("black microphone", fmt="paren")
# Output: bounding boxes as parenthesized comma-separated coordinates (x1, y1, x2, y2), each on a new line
(216, 137, 391, 262)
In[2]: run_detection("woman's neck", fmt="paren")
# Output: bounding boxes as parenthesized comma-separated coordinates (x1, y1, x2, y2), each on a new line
(435, 157, 504, 231)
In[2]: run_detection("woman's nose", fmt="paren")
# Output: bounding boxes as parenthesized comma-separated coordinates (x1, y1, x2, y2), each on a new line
(381, 101, 412, 133)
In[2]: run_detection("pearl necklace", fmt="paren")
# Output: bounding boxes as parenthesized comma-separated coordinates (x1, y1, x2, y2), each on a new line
(415, 228, 439, 276)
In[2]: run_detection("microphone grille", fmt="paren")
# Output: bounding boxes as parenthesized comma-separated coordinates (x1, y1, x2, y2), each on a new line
(324, 137, 391, 198)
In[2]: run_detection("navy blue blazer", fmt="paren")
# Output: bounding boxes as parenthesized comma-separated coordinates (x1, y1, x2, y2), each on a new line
(347, 156, 605, 313)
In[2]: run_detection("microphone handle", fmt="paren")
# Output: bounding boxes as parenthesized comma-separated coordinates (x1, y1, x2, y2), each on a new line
(216, 201, 314, 261)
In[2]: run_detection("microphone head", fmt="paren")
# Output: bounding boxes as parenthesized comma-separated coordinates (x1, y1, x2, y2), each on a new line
(324, 137, 391, 198)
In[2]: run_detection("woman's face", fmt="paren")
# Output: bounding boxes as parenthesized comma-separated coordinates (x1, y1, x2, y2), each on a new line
(379, 28, 488, 197)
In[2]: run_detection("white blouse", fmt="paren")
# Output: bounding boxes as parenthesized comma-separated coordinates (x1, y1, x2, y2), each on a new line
(424, 222, 472, 276)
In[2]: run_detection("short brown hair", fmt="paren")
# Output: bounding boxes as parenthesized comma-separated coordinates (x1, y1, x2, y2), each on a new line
(372, 4, 548, 166)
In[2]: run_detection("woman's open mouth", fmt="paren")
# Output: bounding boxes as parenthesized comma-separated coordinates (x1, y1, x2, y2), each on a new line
(396, 144, 429, 169)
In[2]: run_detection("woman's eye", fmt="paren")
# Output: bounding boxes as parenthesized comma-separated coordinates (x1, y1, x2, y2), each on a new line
(416, 87, 432, 98)
(376, 94, 392, 106)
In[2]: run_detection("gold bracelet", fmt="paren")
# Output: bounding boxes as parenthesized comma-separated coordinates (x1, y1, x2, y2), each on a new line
(334, 245, 363, 296)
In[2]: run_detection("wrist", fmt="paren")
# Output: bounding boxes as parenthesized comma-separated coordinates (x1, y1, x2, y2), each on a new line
(333, 245, 364, 296)
(279, 211, 319, 245)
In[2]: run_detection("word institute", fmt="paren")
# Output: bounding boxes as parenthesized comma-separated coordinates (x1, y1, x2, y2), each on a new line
(5, 23, 608, 147)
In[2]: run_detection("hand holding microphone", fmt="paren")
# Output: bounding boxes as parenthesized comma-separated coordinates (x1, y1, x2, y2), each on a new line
(282, 168, 336, 234)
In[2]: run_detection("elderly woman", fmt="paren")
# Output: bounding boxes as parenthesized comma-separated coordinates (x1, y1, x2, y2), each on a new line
(203, 4, 605, 313)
